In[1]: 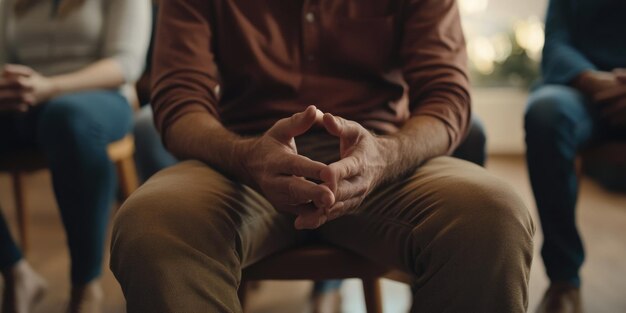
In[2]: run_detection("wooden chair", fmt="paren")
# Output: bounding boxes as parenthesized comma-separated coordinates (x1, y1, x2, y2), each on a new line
(0, 135, 139, 253)
(239, 244, 413, 313)
(578, 141, 626, 191)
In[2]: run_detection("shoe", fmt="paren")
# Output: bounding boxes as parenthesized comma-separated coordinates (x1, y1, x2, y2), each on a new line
(67, 280, 104, 313)
(535, 282, 582, 313)
(1, 260, 47, 313)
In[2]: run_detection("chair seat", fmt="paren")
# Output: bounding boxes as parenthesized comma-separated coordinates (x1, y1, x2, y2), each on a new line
(0, 149, 47, 172)
(107, 135, 135, 161)
(582, 141, 626, 165)
(242, 244, 413, 284)
(581, 141, 626, 192)
(240, 244, 413, 313)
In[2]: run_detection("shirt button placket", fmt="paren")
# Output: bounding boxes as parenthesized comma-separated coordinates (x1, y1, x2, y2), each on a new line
(305, 12, 316, 23)
(302, 1, 320, 71)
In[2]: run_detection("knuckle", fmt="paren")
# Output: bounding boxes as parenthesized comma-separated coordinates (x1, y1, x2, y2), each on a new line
(356, 183, 368, 197)
(312, 185, 326, 199)
(286, 180, 301, 202)
(345, 159, 359, 176)
(337, 182, 354, 200)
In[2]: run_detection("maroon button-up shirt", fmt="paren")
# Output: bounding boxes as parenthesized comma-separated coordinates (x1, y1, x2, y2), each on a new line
(152, 0, 470, 152)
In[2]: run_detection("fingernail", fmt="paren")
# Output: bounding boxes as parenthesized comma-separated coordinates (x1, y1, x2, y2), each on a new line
(315, 109, 323, 119)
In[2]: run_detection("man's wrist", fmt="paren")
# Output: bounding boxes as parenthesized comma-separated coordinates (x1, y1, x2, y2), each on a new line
(572, 70, 616, 96)
(375, 115, 450, 184)
(227, 136, 257, 187)
(165, 112, 258, 187)
(571, 70, 595, 93)
(373, 135, 403, 185)
(47, 76, 64, 99)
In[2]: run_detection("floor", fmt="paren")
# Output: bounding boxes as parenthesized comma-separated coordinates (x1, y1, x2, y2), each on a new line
(1, 155, 625, 313)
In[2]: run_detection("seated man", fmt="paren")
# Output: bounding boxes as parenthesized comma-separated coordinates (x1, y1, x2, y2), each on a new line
(525, 0, 626, 312)
(111, 0, 535, 312)
(132, 96, 487, 313)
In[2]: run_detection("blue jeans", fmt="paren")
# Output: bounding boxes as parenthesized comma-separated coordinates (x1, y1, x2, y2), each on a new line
(525, 84, 626, 287)
(0, 90, 132, 284)
(133, 106, 487, 293)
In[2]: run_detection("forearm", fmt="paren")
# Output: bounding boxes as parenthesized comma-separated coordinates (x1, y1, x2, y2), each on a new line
(542, 43, 596, 86)
(164, 111, 250, 184)
(378, 115, 449, 183)
(48, 58, 125, 97)
(571, 70, 598, 94)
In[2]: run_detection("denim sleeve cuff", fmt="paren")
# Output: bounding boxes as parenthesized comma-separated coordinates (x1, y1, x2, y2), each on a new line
(543, 64, 596, 85)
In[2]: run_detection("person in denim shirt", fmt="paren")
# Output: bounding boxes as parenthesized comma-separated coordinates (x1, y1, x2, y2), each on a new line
(525, 0, 626, 312)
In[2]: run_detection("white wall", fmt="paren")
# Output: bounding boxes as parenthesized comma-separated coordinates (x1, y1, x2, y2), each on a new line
(484, 0, 547, 21)
(462, 0, 547, 155)
(473, 88, 529, 155)
(463, 0, 548, 24)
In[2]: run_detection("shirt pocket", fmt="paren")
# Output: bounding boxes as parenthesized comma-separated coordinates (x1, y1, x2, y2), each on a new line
(320, 15, 397, 74)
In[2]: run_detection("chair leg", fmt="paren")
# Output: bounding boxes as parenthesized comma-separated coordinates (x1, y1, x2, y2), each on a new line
(362, 278, 383, 313)
(11, 172, 29, 254)
(238, 280, 249, 312)
(115, 156, 139, 201)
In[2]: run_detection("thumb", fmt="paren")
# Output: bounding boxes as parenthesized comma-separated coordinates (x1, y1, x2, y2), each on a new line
(267, 105, 320, 143)
(322, 113, 361, 137)
(322, 113, 342, 137)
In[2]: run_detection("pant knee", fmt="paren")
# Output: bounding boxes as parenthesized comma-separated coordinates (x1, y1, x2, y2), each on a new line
(524, 86, 586, 146)
(417, 173, 535, 262)
(111, 181, 240, 279)
(402, 165, 534, 311)
(38, 97, 104, 153)
(112, 195, 243, 312)
(38, 92, 131, 154)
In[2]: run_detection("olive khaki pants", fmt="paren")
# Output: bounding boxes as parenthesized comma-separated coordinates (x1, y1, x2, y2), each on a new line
(110, 133, 535, 312)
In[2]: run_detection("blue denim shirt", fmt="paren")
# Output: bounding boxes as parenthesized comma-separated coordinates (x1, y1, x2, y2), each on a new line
(542, 0, 626, 84)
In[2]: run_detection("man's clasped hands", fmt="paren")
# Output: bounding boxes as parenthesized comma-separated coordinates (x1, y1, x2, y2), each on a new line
(237, 105, 394, 230)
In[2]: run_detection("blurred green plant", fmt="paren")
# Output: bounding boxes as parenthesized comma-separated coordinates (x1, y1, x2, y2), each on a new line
(470, 32, 541, 88)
